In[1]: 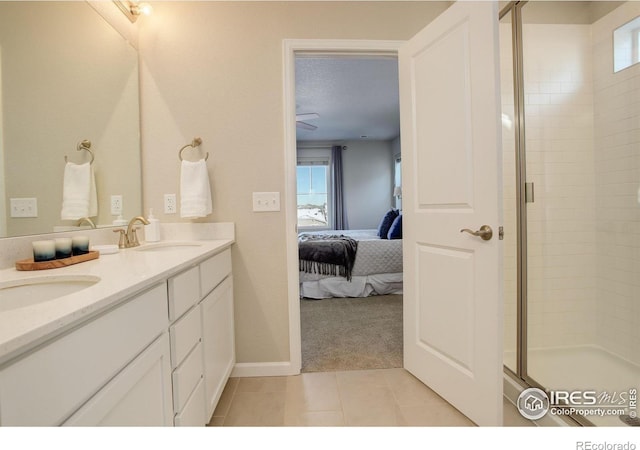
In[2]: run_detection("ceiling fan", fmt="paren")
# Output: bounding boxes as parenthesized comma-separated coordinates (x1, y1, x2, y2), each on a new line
(296, 113, 319, 131)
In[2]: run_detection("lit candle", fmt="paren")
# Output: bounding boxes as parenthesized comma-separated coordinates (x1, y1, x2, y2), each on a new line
(32, 240, 56, 262)
(54, 238, 72, 259)
(71, 235, 90, 255)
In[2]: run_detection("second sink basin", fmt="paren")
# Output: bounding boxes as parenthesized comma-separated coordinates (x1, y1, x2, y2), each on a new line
(0, 275, 101, 312)
(135, 242, 202, 252)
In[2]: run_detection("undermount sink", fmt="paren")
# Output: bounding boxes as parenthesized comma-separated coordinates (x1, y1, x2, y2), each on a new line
(0, 275, 101, 312)
(135, 242, 202, 252)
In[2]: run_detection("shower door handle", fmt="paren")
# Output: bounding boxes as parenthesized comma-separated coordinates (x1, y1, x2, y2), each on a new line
(460, 225, 493, 241)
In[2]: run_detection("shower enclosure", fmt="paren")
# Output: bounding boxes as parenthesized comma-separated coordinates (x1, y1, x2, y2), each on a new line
(500, 1, 640, 427)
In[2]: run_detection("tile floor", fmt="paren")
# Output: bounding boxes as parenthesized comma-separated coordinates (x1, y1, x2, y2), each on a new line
(208, 368, 535, 427)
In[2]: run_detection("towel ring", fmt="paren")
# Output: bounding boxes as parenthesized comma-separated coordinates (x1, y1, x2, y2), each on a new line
(65, 140, 94, 164)
(178, 137, 208, 161)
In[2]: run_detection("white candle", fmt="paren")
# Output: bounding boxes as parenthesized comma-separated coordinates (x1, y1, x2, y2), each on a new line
(54, 238, 72, 259)
(33, 240, 55, 262)
(72, 235, 90, 255)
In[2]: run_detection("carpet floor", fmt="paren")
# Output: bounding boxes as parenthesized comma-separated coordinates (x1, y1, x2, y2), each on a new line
(300, 294, 403, 372)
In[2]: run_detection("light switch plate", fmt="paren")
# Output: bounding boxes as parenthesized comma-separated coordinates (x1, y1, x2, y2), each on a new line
(252, 192, 280, 212)
(10, 198, 38, 218)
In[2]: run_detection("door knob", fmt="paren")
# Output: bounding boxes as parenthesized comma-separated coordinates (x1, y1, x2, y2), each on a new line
(460, 225, 493, 241)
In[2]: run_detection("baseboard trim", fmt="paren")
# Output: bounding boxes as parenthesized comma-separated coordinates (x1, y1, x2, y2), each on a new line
(231, 361, 299, 378)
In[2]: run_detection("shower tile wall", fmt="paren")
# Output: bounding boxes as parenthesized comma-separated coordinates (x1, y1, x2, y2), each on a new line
(592, 2, 640, 366)
(522, 24, 597, 350)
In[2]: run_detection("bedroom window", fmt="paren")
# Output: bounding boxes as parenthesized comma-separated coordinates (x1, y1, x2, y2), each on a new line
(297, 160, 330, 229)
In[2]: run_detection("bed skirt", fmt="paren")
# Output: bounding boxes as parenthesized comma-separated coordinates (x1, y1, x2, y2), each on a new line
(299, 273, 403, 299)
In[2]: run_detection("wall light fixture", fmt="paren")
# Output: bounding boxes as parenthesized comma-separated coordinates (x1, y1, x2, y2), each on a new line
(113, 1, 153, 23)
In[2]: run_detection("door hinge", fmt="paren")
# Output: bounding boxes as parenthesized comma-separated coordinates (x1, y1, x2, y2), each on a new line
(498, 226, 504, 240)
(525, 182, 535, 203)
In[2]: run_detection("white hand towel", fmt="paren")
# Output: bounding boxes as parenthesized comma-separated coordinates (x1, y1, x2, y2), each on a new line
(180, 159, 212, 218)
(60, 162, 98, 220)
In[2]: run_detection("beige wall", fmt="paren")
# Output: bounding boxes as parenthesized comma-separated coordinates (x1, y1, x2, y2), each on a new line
(137, 1, 450, 364)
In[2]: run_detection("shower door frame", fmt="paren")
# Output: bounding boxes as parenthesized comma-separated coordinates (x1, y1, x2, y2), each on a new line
(500, 1, 591, 427)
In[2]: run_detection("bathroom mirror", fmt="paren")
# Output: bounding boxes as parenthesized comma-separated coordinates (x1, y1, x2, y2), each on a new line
(0, 1, 142, 238)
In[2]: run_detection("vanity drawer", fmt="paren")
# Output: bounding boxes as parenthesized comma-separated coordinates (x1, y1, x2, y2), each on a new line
(174, 378, 206, 427)
(169, 304, 201, 368)
(199, 249, 231, 297)
(0, 283, 167, 426)
(168, 266, 200, 321)
(172, 341, 204, 413)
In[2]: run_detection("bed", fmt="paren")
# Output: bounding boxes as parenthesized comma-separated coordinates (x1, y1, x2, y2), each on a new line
(298, 229, 403, 299)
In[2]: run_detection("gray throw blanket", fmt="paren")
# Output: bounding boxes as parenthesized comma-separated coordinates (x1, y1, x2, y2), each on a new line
(299, 234, 358, 281)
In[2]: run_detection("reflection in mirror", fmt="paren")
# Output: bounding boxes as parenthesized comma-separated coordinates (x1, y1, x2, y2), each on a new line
(0, 1, 141, 238)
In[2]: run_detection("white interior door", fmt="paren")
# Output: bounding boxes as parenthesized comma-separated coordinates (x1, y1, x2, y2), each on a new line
(399, 1, 503, 426)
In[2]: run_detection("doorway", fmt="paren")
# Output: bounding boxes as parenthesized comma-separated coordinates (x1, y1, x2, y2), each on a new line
(283, 40, 404, 374)
(291, 51, 404, 372)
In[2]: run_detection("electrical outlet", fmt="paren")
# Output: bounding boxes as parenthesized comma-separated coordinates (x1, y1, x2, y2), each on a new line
(164, 194, 177, 214)
(110, 195, 123, 215)
(10, 198, 38, 218)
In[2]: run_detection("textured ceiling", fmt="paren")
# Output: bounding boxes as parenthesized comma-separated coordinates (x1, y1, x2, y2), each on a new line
(295, 56, 399, 142)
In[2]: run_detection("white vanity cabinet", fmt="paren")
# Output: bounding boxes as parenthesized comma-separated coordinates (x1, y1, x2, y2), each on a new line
(0, 239, 235, 427)
(199, 248, 234, 420)
(0, 283, 172, 426)
(168, 248, 235, 425)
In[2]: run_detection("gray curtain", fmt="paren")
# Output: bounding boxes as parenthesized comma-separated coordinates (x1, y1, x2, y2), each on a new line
(331, 145, 348, 230)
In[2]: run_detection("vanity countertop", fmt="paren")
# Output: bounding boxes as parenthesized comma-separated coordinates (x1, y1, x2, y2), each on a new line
(0, 239, 233, 365)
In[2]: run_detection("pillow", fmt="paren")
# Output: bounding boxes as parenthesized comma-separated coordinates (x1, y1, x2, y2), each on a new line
(377, 209, 399, 239)
(387, 214, 402, 239)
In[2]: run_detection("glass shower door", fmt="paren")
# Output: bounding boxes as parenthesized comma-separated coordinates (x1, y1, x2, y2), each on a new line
(520, 1, 640, 427)
(502, 0, 640, 427)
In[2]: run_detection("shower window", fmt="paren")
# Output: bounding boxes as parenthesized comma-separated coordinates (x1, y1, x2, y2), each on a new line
(614, 15, 640, 72)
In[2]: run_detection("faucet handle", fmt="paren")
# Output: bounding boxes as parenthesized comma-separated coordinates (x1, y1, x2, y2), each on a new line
(130, 226, 142, 247)
(113, 228, 127, 249)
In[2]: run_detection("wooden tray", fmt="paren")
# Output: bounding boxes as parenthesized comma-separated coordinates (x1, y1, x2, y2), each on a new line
(15, 251, 99, 271)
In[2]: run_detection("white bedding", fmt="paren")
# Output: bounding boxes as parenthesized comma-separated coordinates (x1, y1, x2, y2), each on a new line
(298, 229, 403, 299)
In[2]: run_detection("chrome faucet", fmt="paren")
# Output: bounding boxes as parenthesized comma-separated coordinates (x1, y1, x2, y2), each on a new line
(76, 217, 96, 228)
(113, 216, 150, 248)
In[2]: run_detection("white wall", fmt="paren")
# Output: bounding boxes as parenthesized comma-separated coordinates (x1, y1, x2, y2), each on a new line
(342, 140, 394, 229)
(592, 2, 640, 366)
(137, 1, 450, 364)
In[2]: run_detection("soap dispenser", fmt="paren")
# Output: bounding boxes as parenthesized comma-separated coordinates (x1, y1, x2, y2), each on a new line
(113, 214, 127, 226)
(144, 209, 161, 242)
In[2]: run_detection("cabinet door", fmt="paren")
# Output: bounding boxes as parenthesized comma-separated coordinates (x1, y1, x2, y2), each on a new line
(0, 283, 168, 426)
(63, 333, 173, 426)
(201, 276, 234, 419)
